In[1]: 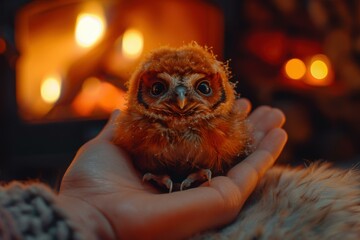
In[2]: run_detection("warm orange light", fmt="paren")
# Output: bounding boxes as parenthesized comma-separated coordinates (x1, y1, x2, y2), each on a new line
(75, 13, 105, 48)
(72, 77, 101, 116)
(0, 38, 6, 54)
(82, 77, 101, 92)
(305, 54, 333, 86)
(310, 60, 328, 79)
(284, 58, 306, 80)
(98, 82, 126, 112)
(122, 28, 144, 59)
(40, 75, 62, 104)
(72, 78, 126, 116)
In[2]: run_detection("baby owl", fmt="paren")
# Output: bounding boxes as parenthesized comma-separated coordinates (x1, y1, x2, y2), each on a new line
(114, 43, 252, 192)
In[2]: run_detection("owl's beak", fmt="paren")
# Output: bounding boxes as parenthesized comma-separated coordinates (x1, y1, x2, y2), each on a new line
(175, 86, 187, 109)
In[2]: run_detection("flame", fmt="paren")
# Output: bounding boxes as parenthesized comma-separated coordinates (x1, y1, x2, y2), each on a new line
(40, 75, 62, 104)
(75, 13, 105, 48)
(284, 58, 306, 80)
(122, 28, 144, 59)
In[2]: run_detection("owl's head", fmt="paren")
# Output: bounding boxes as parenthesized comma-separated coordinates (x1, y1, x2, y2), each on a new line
(126, 43, 236, 120)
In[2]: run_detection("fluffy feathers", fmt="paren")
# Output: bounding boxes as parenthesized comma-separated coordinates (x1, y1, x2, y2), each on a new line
(114, 43, 252, 186)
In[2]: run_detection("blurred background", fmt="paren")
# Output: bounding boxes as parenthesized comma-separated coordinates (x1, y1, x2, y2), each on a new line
(0, 0, 359, 187)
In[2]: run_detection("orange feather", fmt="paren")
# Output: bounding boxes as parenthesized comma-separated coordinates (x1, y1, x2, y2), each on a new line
(114, 43, 252, 185)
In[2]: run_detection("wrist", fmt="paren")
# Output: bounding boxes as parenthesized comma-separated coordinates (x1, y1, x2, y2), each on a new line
(56, 194, 115, 240)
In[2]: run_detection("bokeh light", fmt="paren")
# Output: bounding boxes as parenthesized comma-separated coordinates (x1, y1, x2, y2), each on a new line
(122, 28, 144, 59)
(284, 58, 306, 80)
(75, 13, 105, 48)
(306, 54, 333, 86)
(310, 59, 328, 80)
(40, 75, 62, 104)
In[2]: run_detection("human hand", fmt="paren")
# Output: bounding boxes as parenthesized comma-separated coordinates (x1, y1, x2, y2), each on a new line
(58, 99, 287, 239)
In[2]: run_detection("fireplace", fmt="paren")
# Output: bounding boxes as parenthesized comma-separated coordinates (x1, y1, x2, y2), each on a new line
(1, 0, 224, 184)
(15, 0, 223, 122)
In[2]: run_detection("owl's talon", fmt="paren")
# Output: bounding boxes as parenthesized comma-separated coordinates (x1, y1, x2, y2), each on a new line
(142, 173, 173, 193)
(180, 179, 192, 191)
(165, 178, 173, 193)
(180, 169, 212, 191)
(142, 173, 154, 182)
(203, 169, 212, 183)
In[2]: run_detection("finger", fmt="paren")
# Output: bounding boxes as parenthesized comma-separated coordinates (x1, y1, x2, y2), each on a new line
(248, 105, 272, 126)
(227, 128, 287, 197)
(234, 98, 251, 114)
(252, 108, 285, 146)
(96, 109, 121, 141)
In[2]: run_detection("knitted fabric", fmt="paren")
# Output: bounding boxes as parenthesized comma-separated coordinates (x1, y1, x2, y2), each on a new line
(0, 182, 83, 240)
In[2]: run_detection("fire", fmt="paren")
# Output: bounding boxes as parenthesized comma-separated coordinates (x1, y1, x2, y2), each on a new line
(72, 77, 126, 116)
(75, 13, 105, 48)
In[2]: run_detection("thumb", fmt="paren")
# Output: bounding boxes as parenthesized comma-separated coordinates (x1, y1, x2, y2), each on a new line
(96, 109, 121, 141)
(234, 98, 251, 115)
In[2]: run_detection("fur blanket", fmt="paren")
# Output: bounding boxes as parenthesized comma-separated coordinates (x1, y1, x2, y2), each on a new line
(195, 162, 360, 239)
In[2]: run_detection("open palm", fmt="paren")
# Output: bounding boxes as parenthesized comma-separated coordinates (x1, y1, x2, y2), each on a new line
(58, 99, 287, 239)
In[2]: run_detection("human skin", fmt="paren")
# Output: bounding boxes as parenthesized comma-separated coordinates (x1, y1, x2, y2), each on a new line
(57, 99, 287, 239)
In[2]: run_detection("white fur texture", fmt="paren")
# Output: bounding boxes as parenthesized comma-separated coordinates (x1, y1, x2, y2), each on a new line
(194, 162, 360, 239)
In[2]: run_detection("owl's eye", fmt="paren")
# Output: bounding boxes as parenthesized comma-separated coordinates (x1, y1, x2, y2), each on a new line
(151, 82, 166, 96)
(196, 81, 212, 96)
